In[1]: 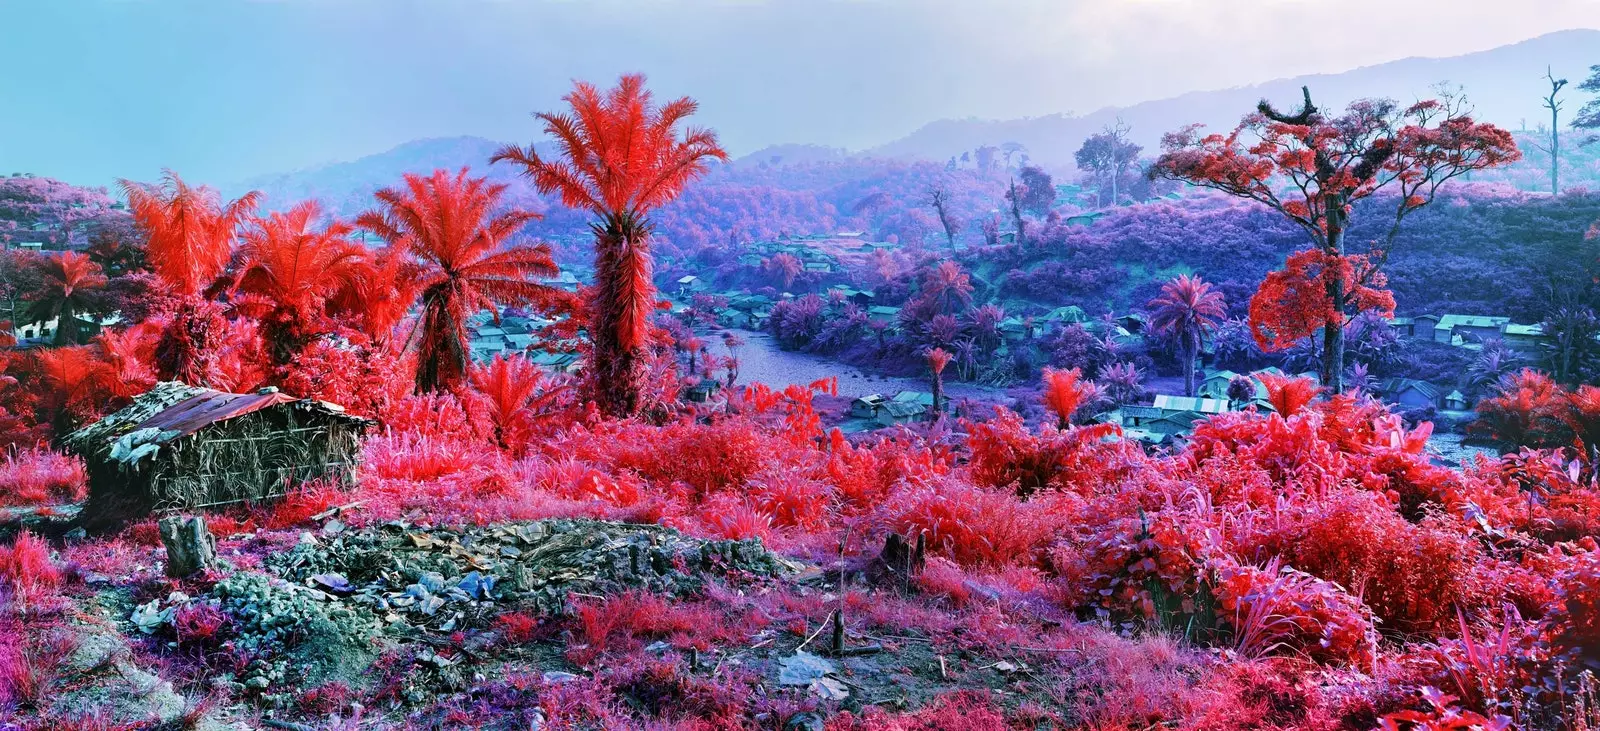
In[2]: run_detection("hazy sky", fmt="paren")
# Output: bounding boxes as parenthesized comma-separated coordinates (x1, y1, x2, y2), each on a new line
(5, 0, 1600, 187)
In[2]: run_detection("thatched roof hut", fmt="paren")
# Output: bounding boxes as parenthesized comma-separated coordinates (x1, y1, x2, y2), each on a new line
(63, 382, 371, 530)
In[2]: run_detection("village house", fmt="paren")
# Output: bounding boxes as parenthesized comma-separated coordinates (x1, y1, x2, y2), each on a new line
(1151, 394, 1230, 416)
(683, 379, 721, 403)
(832, 288, 876, 307)
(1196, 370, 1242, 401)
(1434, 315, 1510, 344)
(529, 350, 582, 374)
(998, 316, 1030, 342)
(1408, 314, 1441, 336)
(546, 271, 581, 292)
(1500, 323, 1552, 352)
(1380, 378, 1443, 409)
(875, 400, 928, 427)
(63, 382, 370, 531)
(676, 275, 707, 296)
(1042, 306, 1089, 326)
(850, 394, 887, 419)
(1444, 390, 1470, 411)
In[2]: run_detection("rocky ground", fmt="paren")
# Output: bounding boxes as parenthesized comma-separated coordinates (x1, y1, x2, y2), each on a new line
(15, 512, 1174, 730)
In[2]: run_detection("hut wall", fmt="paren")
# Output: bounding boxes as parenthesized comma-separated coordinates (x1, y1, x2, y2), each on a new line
(82, 406, 364, 525)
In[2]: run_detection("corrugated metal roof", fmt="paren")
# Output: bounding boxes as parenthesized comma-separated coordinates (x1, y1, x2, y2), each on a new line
(64, 382, 368, 462)
(135, 389, 300, 441)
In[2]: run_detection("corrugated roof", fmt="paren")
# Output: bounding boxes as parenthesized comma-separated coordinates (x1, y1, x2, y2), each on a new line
(64, 382, 367, 461)
(138, 389, 301, 440)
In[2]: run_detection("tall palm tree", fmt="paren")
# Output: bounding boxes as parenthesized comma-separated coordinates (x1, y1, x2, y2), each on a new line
(233, 201, 368, 365)
(492, 73, 728, 415)
(356, 168, 563, 394)
(119, 171, 260, 297)
(1147, 274, 1227, 397)
(23, 252, 107, 345)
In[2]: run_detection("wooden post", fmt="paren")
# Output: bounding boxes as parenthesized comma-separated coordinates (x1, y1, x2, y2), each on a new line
(159, 515, 216, 578)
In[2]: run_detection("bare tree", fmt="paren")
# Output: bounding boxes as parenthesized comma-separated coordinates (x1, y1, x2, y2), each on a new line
(1074, 119, 1140, 208)
(1000, 142, 1027, 170)
(1530, 66, 1569, 195)
(1005, 178, 1027, 245)
(927, 186, 962, 249)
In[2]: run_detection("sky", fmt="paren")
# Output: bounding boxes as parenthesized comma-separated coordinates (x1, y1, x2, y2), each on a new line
(4, 0, 1600, 188)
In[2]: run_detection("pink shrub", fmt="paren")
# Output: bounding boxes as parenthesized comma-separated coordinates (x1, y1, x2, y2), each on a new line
(0, 532, 62, 613)
(0, 448, 86, 507)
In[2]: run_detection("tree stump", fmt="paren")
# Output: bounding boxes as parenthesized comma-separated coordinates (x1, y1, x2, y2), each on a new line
(866, 532, 926, 590)
(159, 516, 216, 578)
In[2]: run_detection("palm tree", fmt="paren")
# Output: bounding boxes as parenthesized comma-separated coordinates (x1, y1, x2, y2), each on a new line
(1147, 274, 1227, 397)
(926, 347, 952, 419)
(1041, 367, 1096, 429)
(23, 252, 107, 345)
(233, 201, 368, 365)
(119, 171, 260, 297)
(493, 74, 728, 415)
(356, 168, 564, 394)
(765, 253, 802, 289)
(923, 261, 974, 314)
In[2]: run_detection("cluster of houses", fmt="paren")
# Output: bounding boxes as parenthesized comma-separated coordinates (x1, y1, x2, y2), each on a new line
(846, 390, 942, 430)
(463, 273, 586, 373)
(464, 311, 582, 373)
(1390, 313, 1552, 354)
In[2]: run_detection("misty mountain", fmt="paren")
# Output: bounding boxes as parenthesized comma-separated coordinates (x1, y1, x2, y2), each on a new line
(231, 136, 556, 214)
(232, 29, 1600, 207)
(868, 29, 1600, 169)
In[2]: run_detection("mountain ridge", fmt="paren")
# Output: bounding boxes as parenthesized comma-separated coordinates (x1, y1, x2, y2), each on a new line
(233, 29, 1600, 206)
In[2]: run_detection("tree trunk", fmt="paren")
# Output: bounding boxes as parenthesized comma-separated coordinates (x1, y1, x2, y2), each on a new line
(930, 373, 944, 421)
(590, 226, 652, 417)
(1551, 105, 1561, 196)
(1321, 195, 1347, 394)
(1182, 338, 1197, 397)
(160, 515, 216, 578)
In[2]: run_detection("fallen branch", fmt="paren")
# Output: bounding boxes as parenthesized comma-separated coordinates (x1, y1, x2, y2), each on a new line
(311, 501, 365, 521)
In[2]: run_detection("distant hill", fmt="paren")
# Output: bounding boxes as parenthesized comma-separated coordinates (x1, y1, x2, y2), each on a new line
(867, 29, 1600, 169)
(230, 136, 556, 214)
(732, 144, 850, 169)
(230, 30, 1600, 207)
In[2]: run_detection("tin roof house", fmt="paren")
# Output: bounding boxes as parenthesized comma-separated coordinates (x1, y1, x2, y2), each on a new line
(64, 382, 370, 531)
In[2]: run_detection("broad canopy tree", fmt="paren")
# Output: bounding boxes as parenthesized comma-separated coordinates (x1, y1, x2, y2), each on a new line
(1153, 86, 1519, 392)
(493, 73, 728, 417)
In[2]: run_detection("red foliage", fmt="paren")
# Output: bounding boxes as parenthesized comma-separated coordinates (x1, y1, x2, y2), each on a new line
(0, 448, 85, 507)
(1543, 548, 1600, 671)
(464, 354, 570, 454)
(1375, 687, 1512, 731)
(1474, 369, 1577, 450)
(882, 475, 1062, 568)
(1039, 366, 1091, 428)
(119, 170, 260, 297)
(493, 73, 727, 415)
(1210, 556, 1376, 667)
(965, 408, 1128, 496)
(1244, 490, 1487, 634)
(1249, 248, 1396, 350)
(1257, 372, 1323, 417)
(0, 532, 62, 614)
(231, 200, 367, 364)
(355, 168, 565, 393)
